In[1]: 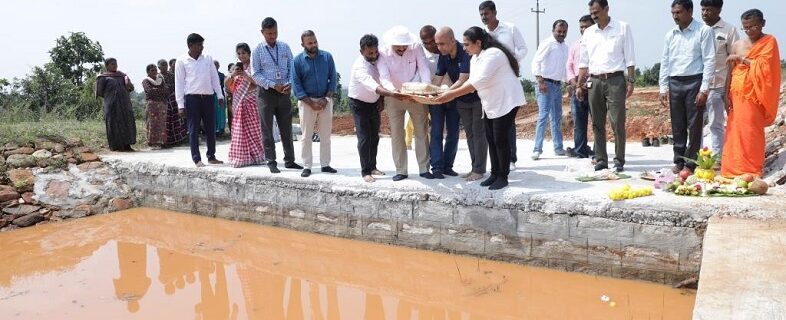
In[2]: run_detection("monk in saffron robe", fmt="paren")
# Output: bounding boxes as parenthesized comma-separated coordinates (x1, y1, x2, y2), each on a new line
(721, 9, 781, 177)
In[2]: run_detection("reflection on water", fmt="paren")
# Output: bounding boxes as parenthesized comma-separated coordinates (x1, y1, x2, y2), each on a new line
(113, 242, 150, 313)
(0, 208, 695, 319)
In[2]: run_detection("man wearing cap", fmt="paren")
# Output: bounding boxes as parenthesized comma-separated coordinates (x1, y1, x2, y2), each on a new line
(378, 26, 433, 181)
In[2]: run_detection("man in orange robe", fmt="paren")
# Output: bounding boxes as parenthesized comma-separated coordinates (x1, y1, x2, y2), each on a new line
(721, 9, 781, 177)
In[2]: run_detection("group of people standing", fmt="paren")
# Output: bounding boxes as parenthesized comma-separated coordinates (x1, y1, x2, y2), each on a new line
(346, 0, 629, 189)
(96, 58, 188, 152)
(656, 0, 780, 178)
(170, 18, 338, 173)
(527, 0, 779, 179)
(348, 1, 528, 190)
(97, 0, 779, 191)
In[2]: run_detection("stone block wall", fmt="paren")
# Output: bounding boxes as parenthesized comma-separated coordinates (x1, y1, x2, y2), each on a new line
(110, 161, 704, 285)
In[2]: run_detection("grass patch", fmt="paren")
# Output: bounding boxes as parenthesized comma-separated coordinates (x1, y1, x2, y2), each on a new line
(0, 120, 148, 152)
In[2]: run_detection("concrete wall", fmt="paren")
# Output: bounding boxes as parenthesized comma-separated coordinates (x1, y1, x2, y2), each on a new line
(110, 161, 704, 285)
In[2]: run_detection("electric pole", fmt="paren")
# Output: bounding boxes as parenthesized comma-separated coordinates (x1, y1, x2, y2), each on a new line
(531, 0, 545, 47)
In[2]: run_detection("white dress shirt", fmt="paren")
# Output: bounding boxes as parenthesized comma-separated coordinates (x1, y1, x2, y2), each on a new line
(531, 36, 569, 82)
(708, 18, 739, 89)
(468, 47, 526, 119)
(658, 19, 716, 93)
(174, 52, 224, 109)
(378, 44, 432, 91)
(424, 48, 439, 76)
(348, 55, 382, 104)
(579, 19, 636, 75)
(487, 21, 528, 63)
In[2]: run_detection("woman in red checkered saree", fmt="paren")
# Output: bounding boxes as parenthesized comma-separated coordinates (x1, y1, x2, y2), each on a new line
(226, 43, 265, 168)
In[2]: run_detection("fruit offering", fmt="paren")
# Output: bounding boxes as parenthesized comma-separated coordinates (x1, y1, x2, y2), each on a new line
(664, 161, 769, 197)
(673, 183, 702, 196)
(748, 179, 769, 195)
(706, 183, 754, 197)
(683, 147, 719, 182)
(608, 184, 654, 201)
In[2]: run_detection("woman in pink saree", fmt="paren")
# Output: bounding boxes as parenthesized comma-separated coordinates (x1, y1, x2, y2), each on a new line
(225, 43, 265, 167)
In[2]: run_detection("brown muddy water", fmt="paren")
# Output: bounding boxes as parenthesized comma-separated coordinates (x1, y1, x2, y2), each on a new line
(0, 208, 695, 319)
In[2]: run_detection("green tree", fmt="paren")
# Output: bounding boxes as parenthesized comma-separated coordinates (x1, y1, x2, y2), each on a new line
(71, 71, 103, 120)
(635, 63, 660, 87)
(332, 72, 343, 104)
(18, 63, 77, 117)
(49, 32, 104, 86)
(520, 79, 535, 94)
(0, 78, 10, 100)
(332, 72, 350, 113)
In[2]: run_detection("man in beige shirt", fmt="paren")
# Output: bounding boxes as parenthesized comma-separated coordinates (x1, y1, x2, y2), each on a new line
(701, 0, 738, 162)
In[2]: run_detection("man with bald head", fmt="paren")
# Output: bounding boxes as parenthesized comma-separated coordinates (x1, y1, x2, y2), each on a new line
(720, 9, 781, 178)
(432, 27, 486, 181)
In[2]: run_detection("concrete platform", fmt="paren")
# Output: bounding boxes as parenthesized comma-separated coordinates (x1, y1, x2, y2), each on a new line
(102, 136, 786, 285)
(104, 136, 786, 221)
(693, 216, 786, 320)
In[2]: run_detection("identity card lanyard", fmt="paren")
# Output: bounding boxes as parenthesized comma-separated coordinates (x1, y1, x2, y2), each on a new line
(265, 45, 283, 80)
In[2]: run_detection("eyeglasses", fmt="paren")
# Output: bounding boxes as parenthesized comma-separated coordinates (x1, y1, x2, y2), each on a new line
(741, 25, 761, 32)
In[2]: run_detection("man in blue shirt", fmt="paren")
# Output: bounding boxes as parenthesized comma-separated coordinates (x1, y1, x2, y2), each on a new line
(292, 30, 338, 177)
(658, 0, 716, 173)
(252, 17, 302, 173)
(432, 27, 486, 181)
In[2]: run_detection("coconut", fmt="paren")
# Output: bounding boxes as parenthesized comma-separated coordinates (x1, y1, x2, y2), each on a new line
(748, 179, 769, 195)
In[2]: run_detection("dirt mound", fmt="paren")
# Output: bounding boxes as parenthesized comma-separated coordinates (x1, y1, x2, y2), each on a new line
(333, 111, 391, 136)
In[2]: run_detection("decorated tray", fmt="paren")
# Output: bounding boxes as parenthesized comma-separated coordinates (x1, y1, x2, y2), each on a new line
(399, 82, 446, 105)
(401, 93, 441, 105)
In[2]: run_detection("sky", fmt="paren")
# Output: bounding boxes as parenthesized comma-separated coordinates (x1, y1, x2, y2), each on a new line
(0, 0, 783, 92)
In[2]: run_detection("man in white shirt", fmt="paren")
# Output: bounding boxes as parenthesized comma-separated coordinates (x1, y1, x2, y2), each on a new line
(419, 25, 441, 76)
(175, 33, 225, 167)
(479, 0, 527, 170)
(378, 26, 433, 181)
(531, 20, 570, 161)
(576, 0, 636, 173)
(700, 0, 738, 163)
(348, 34, 409, 183)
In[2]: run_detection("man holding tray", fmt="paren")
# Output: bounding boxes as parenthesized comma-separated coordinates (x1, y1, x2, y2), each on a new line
(432, 27, 486, 181)
(378, 25, 434, 181)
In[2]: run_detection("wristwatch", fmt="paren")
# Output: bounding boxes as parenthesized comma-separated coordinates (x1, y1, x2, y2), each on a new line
(626, 77, 635, 84)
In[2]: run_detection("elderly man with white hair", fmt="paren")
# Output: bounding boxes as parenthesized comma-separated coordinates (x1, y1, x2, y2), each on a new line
(378, 26, 433, 181)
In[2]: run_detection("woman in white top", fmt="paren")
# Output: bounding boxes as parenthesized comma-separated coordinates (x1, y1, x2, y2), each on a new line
(435, 26, 526, 190)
